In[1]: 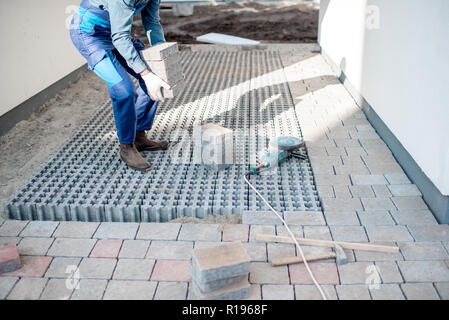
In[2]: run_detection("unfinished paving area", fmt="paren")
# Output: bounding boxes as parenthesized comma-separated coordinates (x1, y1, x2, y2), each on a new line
(1, 44, 449, 300)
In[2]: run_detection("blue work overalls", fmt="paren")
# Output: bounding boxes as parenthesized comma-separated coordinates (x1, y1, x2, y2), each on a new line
(69, 0, 161, 144)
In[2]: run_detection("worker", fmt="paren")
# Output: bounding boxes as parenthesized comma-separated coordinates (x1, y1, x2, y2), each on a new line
(69, 0, 171, 171)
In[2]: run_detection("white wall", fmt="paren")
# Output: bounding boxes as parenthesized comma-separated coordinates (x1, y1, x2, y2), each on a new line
(0, 1, 86, 117)
(319, 0, 449, 195)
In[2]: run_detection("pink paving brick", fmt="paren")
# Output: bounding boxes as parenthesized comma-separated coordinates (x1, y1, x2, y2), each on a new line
(90, 240, 123, 258)
(222, 224, 250, 242)
(289, 263, 340, 285)
(1, 256, 52, 277)
(0, 244, 21, 274)
(246, 284, 262, 300)
(150, 260, 191, 282)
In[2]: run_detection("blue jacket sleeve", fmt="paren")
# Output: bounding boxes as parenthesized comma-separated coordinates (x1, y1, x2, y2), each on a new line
(108, 0, 148, 74)
(141, 0, 166, 46)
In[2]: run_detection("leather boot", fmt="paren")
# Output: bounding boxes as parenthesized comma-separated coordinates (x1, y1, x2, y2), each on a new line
(134, 131, 171, 152)
(120, 143, 152, 171)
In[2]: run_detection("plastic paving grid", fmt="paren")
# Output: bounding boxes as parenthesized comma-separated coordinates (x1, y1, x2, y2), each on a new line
(4, 50, 321, 222)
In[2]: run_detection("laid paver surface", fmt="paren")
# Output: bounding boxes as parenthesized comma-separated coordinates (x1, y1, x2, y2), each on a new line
(1, 44, 448, 300)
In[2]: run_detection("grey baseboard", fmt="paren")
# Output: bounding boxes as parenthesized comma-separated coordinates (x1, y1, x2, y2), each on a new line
(0, 64, 88, 137)
(321, 48, 449, 224)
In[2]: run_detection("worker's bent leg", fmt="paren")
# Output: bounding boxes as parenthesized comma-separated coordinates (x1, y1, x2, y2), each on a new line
(111, 49, 158, 132)
(93, 51, 137, 144)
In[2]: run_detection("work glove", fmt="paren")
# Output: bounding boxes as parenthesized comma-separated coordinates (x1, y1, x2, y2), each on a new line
(141, 71, 171, 102)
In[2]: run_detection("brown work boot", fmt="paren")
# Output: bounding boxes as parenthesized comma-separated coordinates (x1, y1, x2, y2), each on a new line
(120, 143, 152, 171)
(134, 131, 171, 152)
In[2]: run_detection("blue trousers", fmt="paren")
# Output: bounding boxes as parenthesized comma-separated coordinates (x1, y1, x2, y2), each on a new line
(93, 49, 158, 144)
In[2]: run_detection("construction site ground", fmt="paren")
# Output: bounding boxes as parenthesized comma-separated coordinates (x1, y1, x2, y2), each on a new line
(1, 43, 448, 300)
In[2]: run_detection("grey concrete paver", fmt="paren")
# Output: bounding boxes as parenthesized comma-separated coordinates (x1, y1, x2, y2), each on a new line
(401, 283, 440, 300)
(147, 240, 193, 260)
(154, 282, 188, 300)
(294, 285, 338, 300)
(137, 223, 181, 240)
(40, 278, 73, 300)
(0, 220, 28, 237)
(0, 277, 18, 299)
(70, 279, 108, 300)
(7, 278, 47, 300)
(103, 280, 157, 300)
(398, 261, 449, 282)
(45, 257, 81, 278)
(47, 238, 96, 257)
(94, 222, 139, 239)
(112, 258, 155, 280)
(262, 285, 294, 300)
(336, 285, 371, 300)
(17, 237, 54, 255)
(78, 258, 117, 279)
(53, 222, 99, 238)
(119, 240, 150, 258)
(20, 221, 59, 237)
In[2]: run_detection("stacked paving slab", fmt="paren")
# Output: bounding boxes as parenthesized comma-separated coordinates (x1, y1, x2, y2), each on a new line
(190, 242, 251, 300)
(141, 42, 185, 98)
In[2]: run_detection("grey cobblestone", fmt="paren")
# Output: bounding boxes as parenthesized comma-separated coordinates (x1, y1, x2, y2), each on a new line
(119, 240, 150, 258)
(137, 223, 181, 240)
(40, 278, 73, 300)
(178, 224, 221, 241)
(7, 277, 48, 300)
(78, 258, 117, 279)
(401, 283, 440, 300)
(17, 237, 54, 255)
(0, 277, 18, 299)
(154, 282, 188, 300)
(391, 210, 438, 226)
(294, 285, 338, 300)
(20, 221, 59, 237)
(336, 285, 371, 300)
(398, 261, 449, 282)
(70, 279, 108, 300)
(94, 222, 139, 239)
(366, 225, 413, 242)
(369, 284, 404, 300)
(112, 258, 155, 280)
(53, 222, 99, 238)
(262, 284, 294, 300)
(103, 280, 157, 300)
(0, 220, 28, 237)
(399, 242, 449, 260)
(147, 241, 193, 260)
(47, 238, 96, 257)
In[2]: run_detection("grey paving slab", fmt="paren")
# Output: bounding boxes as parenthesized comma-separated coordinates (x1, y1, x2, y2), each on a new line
(267, 243, 296, 262)
(20, 221, 59, 237)
(303, 226, 332, 240)
(388, 184, 421, 197)
(355, 243, 403, 262)
(361, 198, 396, 211)
(314, 174, 351, 186)
(294, 285, 338, 300)
(249, 262, 289, 284)
(435, 282, 449, 300)
(391, 197, 428, 210)
(119, 240, 150, 258)
(371, 185, 392, 198)
(384, 173, 411, 185)
(401, 283, 440, 300)
(321, 198, 363, 211)
(399, 242, 449, 261)
(332, 185, 352, 198)
(284, 211, 325, 226)
(336, 285, 371, 300)
(249, 225, 275, 242)
(407, 225, 449, 242)
(154, 281, 188, 300)
(0, 220, 28, 237)
(45, 257, 82, 278)
(112, 258, 155, 280)
(366, 225, 413, 242)
(70, 279, 108, 300)
(357, 211, 396, 226)
(349, 185, 375, 198)
(391, 209, 438, 226)
(398, 261, 449, 282)
(242, 211, 284, 225)
(178, 224, 222, 241)
(0, 277, 18, 299)
(94, 222, 139, 239)
(241, 242, 267, 262)
(369, 284, 405, 300)
(330, 226, 368, 242)
(17, 237, 54, 255)
(103, 280, 157, 300)
(47, 238, 97, 257)
(375, 261, 403, 283)
(351, 174, 388, 185)
(53, 222, 99, 238)
(7, 277, 48, 300)
(137, 223, 181, 240)
(338, 262, 374, 285)
(262, 284, 294, 300)
(0, 237, 21, 246)
(276, 225, 303, 238)
(40, 278, 74, 300)
(78, 258, 117, 279)
(147, 240, 193, 260)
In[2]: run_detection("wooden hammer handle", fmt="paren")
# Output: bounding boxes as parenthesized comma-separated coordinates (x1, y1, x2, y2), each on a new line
(271, 252, 337, 267)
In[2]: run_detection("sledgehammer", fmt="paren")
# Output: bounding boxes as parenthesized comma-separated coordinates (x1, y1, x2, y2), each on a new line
(271, 244, 348, 267)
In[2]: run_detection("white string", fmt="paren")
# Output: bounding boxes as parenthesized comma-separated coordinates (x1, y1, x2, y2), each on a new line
(244, 174, 328, 300)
